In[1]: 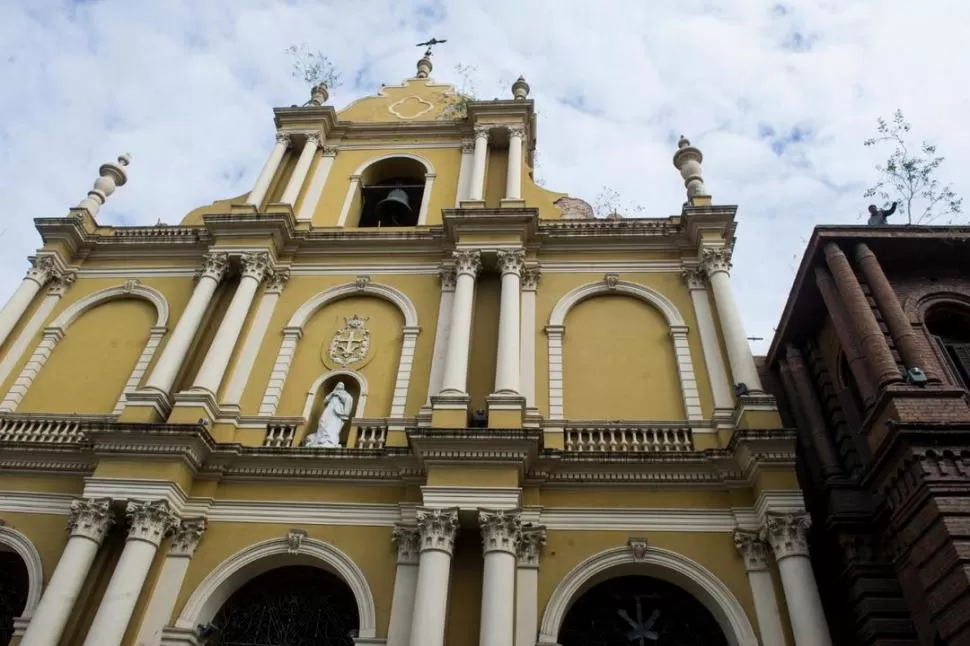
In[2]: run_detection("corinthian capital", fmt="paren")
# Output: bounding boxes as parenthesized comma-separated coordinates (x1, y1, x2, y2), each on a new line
(496, 249, 526, 276)
(700, 247, 732, 276)
(415, 506, 460, 555)
(275, 132, 292, 146)
(680, 267, 706, 290)
(506, 124, 526, 139)
(264, 268, 290, 294)
(518, 524, 547, 567)
(170, 517, 207, 557)
(126, 500, 179, 546)
(195, 252, 229, 282)
(240, 251, 273, 282)
(67, 497, 114, 544)
(761, 511, 812, 560)
(479, 509, 521, 556)
(47, 270, 77, 296)
(473, 124, 491, 141)
(26, 256, 57, 284)
(452, 249, 482, 277)
(392, 524, 421, 565)
(438, 265, 457, 291)
(521, 267, 541, 291)
(733, 529, 770, 571)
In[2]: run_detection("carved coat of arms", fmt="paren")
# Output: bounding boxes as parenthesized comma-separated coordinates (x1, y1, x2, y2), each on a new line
(327, 315, 370, 367)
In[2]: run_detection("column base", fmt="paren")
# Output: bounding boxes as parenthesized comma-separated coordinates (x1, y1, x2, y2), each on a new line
(486, 392, 525, 429)
(430, 391, 470, 428)
(523, 407, 543, 429)
(499, 198, 526, 208)
(541, 422, 565, 450)
(168, 389, 220, 425)
(458, 199, 486, 209)
(264, 202, 295, 218)
(119, 389, 172, 423)
(229, 203, 259, 216)
(733, 394, 782, 430)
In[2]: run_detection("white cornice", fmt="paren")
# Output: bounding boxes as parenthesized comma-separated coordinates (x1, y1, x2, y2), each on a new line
(334, 142, 462, 151)
(539, 261, 683, 273)
(540, 506, 762, 532)
(204, 499, 401, 526)
(420, 486, 522, 511)
(82, 477, 188, 512)
(754, 490, 805, 519)
(0, 491, 74, 515)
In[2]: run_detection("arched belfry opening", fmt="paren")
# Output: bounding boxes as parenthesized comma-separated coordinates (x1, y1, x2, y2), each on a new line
(0, 551, 30, 644)
(358, 157, 426, 227)
(926, 304, 970, 389)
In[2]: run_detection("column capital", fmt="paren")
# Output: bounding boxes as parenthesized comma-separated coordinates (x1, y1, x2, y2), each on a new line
(47, 270, 77, 296)
(415, 506, 460, 555)
(264, 268, 290, 294)
(761, 511, 812, 560)
(304, 132, 322, 147)
(733, 529, 770, 572)
(392, 524, 421, 565)
(195, 252, 230, 283)
(700, 247, 732, 276)
(453, 249, 482, 277)
(505, 124, 526, 138)
(517, 524, 547, 567)
(25, 256, 58, 284)
(521, 267, 541, 292)
(321, 145, 339, 157)
(680, 266, 706, 290)
(438, 265, 457, 292)
(496, 249, 526, 276)
(240, 251, 273, 282)
(126, 500, 179, 546)
(274, 131, 292, 145)
(479, 509, 521, 556)
(473, 124, 491, 141)
(461, 139, 475, 153)
(170, 517, 207, 557)
(67, 497, 114, 544)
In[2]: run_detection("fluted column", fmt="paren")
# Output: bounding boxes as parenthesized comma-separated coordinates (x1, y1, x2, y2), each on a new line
(734, 530, 786, 646)
(246, 132, 290, 208)
(439, 250, 481, 395)
(408, 507, 460, 646)
(504, 125, 524, 201)
(387, 525, 421, 646)
(823, 243, 900, 389)
(144, 253, 228, 395)
(467, 126, 490, 202)
(682, 267, 734, 410)
(762, 512, 832, 646)
(515, 524, 546, 646)
(701, 247, 763, 392)
(133, 518, 207, 646)
(83, 500, 179, 646)
(479, 510, 520, 646)
(280, 133, 320, 206)
(192, 252, 272, 395)
(519, 267, 541, 409)
(20, 499, 113, 646)
(426, 266, 457, 403)
(494, 249, 525, 394)
(814, 266, 875, 401)
(0, 257, 56, 350)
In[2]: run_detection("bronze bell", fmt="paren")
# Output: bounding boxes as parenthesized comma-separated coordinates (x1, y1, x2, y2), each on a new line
(374, 188, 412, 226)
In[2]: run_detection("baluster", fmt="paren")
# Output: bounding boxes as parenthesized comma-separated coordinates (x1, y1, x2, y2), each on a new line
(596, 429, 607, 452)
(608, 429, 618, 451)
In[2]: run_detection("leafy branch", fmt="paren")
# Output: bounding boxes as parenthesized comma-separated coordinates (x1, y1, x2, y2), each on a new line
(286, 44, 343, 91)
(440, 62, 479, 120)
(592, 186, 644, 218)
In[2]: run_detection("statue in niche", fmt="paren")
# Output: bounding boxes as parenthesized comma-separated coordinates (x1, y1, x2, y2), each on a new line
(303, 382, 354, 448)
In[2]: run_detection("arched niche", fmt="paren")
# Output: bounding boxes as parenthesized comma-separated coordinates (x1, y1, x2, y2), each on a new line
(337, 153, 436, 228)
(538, 546, 758, 646)
(0, 282, 169, 414)
(299, 369, 368, 447)
(545, 278, 703, 422)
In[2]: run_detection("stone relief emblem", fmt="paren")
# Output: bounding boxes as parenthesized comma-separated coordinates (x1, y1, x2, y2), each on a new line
(326, 315, 371, 367)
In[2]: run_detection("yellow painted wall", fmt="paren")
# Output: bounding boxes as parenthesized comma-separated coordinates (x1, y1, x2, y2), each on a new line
(443, 533, 484, 646)
(484, 147, 507, 208)
(467, 275, 500, 411)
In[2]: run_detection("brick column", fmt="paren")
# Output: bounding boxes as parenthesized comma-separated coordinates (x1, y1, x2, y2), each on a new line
(814, 267, 875, 402)
(823, 243, 900, 389)
(783, 344, 844, 479)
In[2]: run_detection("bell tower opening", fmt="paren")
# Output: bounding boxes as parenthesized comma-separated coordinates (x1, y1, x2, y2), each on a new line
(358, 157, 425, 227)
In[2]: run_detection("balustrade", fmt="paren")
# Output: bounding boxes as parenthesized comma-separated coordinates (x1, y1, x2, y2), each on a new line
(0, 414, 105, 444)
(563, 423, 693, 452)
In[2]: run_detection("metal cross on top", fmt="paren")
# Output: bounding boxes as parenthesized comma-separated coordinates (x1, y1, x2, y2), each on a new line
(416, 37, 448, 56)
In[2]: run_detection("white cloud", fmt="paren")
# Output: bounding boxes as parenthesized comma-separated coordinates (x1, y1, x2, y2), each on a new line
(1, 0, 967, 354)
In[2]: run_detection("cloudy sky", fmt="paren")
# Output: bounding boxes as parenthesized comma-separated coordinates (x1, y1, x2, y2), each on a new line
(1, 0, 968, 353)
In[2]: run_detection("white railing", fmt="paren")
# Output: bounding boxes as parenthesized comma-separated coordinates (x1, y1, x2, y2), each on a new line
(564, 424, 693, 452)
(263, 422, 297, 448)
(355, 423, 387, 450)
(0, 415, 95, 444)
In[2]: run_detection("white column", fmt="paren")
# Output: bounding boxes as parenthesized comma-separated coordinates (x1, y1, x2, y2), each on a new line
(336, 174, 362, 227)
(455, 140, 474, 205)
(504, 125, 524, 201)
(296, 145, 337, 221)
(439, 250, 481, 395)
(191, 251, 272, 395)
(519, 268, 540, 409)
(417, 172, 436, 225)
(386, 525, 420, 646)
(144, 253, 228, 395)
(762, 512, 833, 646)
(0, 271, 74, 387)
(514, 524, 546, 646)
(20, 499, 113, 646)
(479, 510, 520, 646)
(683, 268, 734, 411)
(0, 327, 63, 412)
(734, 530, 786, 646)
(390, 327, 419, 418)
(280, 133, 320, 206)
(426, 266, 456, 404)
(258, 327, 302, 416)
(494, 249, 524, 394)
(0, 257, 56, 350)
(467, 125, 490, 202)
(246, 132, 290, 208)
(408, 507, 459, 646)
(83, 500, 179, 646)
(113, 326, 167, 415)
(701, 247, 763, 392)
(133, 518, 207, 646)
(221, 270, 289, 407)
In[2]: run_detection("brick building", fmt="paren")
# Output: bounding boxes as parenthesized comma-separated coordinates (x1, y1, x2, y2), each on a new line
(766, 225, 970, 645)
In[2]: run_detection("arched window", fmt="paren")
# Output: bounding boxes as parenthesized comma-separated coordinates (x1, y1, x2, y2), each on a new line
(926, 306, 970, 389)
(358, 157, 426, 227)
(0, 552, 29, 644)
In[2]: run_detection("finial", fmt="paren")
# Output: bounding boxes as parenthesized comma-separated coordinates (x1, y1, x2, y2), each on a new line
(512, 75, 530, 101)
(76, 153, 131, 218)
(416, 50, 433, 79)
(307, 83, 329, 107)
(672, 134, 710, 201)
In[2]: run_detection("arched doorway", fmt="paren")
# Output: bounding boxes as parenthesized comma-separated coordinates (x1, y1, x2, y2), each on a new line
(558, 575, 729, 646)
(206, 565, 359, 646)
(0, 552, 29, 645)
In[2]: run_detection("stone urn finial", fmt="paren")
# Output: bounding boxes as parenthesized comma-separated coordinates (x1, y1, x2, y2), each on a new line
(416, 48, 433, 79)
(308, 83, 329, 106)
(512, 75, 530, 101)
(672, 134, 710, 201)
(77, 153, 131, 218)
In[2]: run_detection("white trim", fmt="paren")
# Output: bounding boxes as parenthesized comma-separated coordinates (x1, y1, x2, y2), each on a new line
(287, 281, 419, 329)
(82, 478, 188, 512)
(538, 261, 684, 273)
(113, 326, 166, 415)
(49, 282, 169, 330)
(538, 546, 758, 646)
(520, 286, 538, 408)
(420, 486, 521, 510)
(687, 282, 735, 411)
(222, 290, 282, 407)
(336, 175, 361, 227)
(416, 173, 435, 226)
(540, 507, 759, 532)
(754, 490, 806, 520)
(349, 152, 434, 179)
(336, 141, 462, 151)
(548, 279, 685, 328)
(205, 500, 400, 526)
(0, 524, 44, 618)
(0, 491, 74, 515)
(296, 150, 336, 222)
(302, 369, 369, 420)
(175, 536, 378, 639)
(425, 281, 454, 405)
(0, 291, 61, 388)
(455, 146, 473, 206)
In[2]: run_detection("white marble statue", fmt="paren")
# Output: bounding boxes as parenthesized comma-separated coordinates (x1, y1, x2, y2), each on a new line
(303, 381, 354, 448)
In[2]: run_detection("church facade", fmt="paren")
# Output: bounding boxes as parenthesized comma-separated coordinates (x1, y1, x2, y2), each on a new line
(0, 53, 829, 646)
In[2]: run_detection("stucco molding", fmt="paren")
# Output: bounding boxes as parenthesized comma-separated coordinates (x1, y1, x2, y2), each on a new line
(48, 281, 170, 330)
(538, 545, 758, 646)
(202, 500, 400, 526)
(539, 507, 761, 533)
(287, 280, 419, 329)
(0, 522, 44, 619)
(420, 486, 522, 511)
(175, 535, 378, 639)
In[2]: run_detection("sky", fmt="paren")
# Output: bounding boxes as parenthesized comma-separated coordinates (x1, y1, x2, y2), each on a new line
(1, 0, 968, 354)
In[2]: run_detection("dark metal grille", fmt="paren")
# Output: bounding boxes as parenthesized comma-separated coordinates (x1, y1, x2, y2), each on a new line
(208, 565, 359, 646)
(558, 575, 729, 646)
(0, 552, 29, 646)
